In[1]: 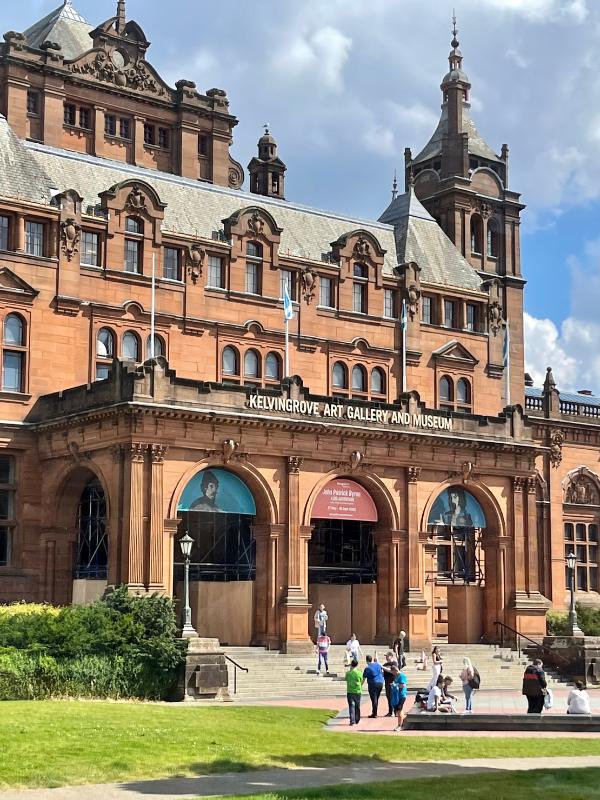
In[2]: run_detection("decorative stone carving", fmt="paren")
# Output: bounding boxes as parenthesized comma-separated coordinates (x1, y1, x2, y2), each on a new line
(353, 236, 371, 260)
(69, 49, 168, 97)
(350, 451, 363, 471)
(66, 440, 89, 465)
(110, 444, 124, 463)
(472, 198, 493, 219)
(186, 244, 205, 284)
(513, 476, 526, 492)
(222, 439, 239, 464)
(206, 87, 229, 109)
(488, 301, 503, 336)
(407, 283, 420, 320)
(301, 267, 317, 305)
(150, 444, 168, 463)
(565, 474, 600, 505)
(126, 185, 147, 213)
(462, 461, 474, 483)
(287, 456, 304, 474)
(526, 476, 538, 495)
(228, 157, 245, 190)
(247, 211, 264, 236)
(129, 443, 146, 463)
(60, 218, 81, 262)
(549, 429, 564, 469)
(408, 466, 422, 483)
(3, 31, 26, 50)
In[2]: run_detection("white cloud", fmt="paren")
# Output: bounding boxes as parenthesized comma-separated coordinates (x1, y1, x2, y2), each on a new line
(524, 313, 579, 390)
(268, 26, 352, 93)
(476, 0, 587, 22)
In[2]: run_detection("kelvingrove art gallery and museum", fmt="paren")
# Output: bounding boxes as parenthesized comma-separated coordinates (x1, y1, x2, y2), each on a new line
(1, 0, 600, 653)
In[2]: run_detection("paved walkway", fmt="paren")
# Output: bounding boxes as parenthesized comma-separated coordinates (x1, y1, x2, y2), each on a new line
(1, 756, 600, 800)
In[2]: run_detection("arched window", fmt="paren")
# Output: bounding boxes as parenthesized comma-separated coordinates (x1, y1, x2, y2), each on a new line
(487, 220, 499, 259)
(222, 346, 239, 380)
(439, 375, 453, 405)
(371, 367, 386, 396)
(244, 349, 260, 379)
(145, 334, 164, 360)
(470, 215, 483, 255)
(2, 313, 26, 392)
(246, 241, 262, 258)
(125, 217, 143, 234)
(332, 361, 348, 390)
(122, 331, 140, 361)
(351, 364, 367, 393)
(75, 478, 108, 579)
(265, 352, 281, 381)
(456, 378, 472, 411)
(96, 327, 115, 381)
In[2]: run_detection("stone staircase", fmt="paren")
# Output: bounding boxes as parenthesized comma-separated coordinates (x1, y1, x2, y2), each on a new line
(223, 643, 565, 702)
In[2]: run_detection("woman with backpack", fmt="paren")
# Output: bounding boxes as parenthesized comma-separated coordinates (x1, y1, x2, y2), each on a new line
(460, 657, 480, 713)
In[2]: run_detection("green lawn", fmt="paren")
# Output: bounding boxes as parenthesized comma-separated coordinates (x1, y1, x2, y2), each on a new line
(212, 770, 600, 800)
(2, 702, 600, 789)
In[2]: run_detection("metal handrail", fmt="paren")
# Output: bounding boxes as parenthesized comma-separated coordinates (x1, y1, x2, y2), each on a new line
(494, 620, 569, 664)
(224, 655, 249, 695)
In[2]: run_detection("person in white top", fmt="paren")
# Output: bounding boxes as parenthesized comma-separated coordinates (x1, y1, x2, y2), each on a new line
(567, 680, 591, 714)
(426, 676, 444, 712)
(346, 633, 363, 664)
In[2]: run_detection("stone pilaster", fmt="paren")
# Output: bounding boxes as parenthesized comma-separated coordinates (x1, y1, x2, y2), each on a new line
(125, 442, 146, 589)
(148, 444, 168, 592)
(404, 466, 429, 649)
(252, 522, 285, 648)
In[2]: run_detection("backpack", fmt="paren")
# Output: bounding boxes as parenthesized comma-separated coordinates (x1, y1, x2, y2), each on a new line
(468, 668, 481, 689)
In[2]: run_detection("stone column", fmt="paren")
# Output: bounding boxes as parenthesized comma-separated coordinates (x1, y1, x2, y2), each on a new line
(375, 529, 404, 644)
(526, 476, 540, 595)
(94, 106, 105, 156)
(14, 213, 25, 253)
(163, 518, 180, 599)
(405, 466, 429, 650)
(124, 443, 146, 590)
(134, 116, 146, 166)
(512, 477, 526, 596)
(148, 444, 168, 592)
(279, 456, 312, 652)
(252, 522, 284, 648)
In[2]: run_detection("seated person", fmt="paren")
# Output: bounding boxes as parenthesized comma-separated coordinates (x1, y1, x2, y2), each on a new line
(440, 676, 458, 713)
(567, 680, 591, 715)
(426, 675, 444, 712)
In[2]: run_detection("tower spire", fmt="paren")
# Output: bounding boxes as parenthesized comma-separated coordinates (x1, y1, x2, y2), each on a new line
(116, 0, 126, 34)
(451, 9, 459, 49)
(391, 170, 398, 200)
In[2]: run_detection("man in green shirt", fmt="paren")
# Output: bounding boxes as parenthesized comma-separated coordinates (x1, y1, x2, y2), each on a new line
(345, 658, 363, 725)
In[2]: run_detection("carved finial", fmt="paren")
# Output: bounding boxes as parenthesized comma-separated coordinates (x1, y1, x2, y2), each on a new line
(116, 0, 126, 34)
(263, 122, 270, 135)
(408, 167, 415, 189)
(451, 9, 459, 49)
(543, 366, 556, 392)
(391, 170, 398, 200)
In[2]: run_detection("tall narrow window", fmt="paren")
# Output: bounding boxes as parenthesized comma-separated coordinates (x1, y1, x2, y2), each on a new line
(25, 221, 44, 257)
(384, 289, 397, 318)
(222, 346, 240, 382)
(198, 134, 208, 156)
(163, 247, 181, 281)
(371, 367, 386, 397)
(81, 231, 99, 266)
(144, 123, 155, 145)
(422, 295, 432, 324)
(75, 479, 108, 579)
(471, 215, 483, 254)
(208, 255, 225, 288)
(124, 217, 143, 274)
(96, 327, 115, 381)
(244, 349, 260, 380)
(332, 361, 348, 392)
(79, 108, 91, 130)
(27, 90, 39, 116)
(2, 314, 25, 393)
(158, 127, 170, 149)
(466, 303, 478, 332)
(119, 117, 131, 139)
(0, 216, 9, 251)
(146, 335, 164, 360)
(0, 455, 16, 567)
(64, 103, 76, 126)
(565, 522, 598, 592)
(456, 378, 472, 412)
(265, 352, 281, 381)
(439, 375, 453, 409)
(245, 262, 259, 294)
(319, 276, 334, 308)
(352, 264, 367, 314)
(105, 114, 117, 136)
(351, 365, 367, 394)
(122, 331, 140, 362)
(487, 220, 499, 258)
(280, 269, 296, 300)
(443, 299, 456, 329)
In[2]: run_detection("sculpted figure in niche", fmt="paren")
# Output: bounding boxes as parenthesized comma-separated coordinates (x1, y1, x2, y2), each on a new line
(488, 301, 502, 335)
(565, 476, 600, 505)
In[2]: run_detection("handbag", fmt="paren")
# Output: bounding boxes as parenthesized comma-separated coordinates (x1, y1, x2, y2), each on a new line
(543, 688, 553, 709)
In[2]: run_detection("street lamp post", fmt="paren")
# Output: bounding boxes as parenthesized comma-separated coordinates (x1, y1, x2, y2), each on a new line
(179, 532, 198, 638)
(566, 551, 583, 636)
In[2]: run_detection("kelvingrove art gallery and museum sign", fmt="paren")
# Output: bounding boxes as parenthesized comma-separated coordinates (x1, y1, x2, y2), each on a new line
(246, 394, 454, 431)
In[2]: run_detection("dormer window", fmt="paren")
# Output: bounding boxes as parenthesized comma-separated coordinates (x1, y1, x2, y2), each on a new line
(352, 263, 368, 314)
(245, 242, 262, 295)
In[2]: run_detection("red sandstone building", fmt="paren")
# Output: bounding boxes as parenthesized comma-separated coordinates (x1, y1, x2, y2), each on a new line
(0, 2, 596, 650)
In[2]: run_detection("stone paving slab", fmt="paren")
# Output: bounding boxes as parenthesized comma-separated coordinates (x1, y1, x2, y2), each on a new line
(1, 757, 600, 800)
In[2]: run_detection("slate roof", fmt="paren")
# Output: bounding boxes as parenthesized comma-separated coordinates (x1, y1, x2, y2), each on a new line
(23, 1, 92, 61)
(379, 187, 484, 293)
(526, 387, 600, 408)
(0, 116, 54, 204)
(413, 101, 500, 164)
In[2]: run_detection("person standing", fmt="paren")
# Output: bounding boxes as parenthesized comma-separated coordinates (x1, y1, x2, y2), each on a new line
(346, 633, 362, 663)
(460, 657, 479, 713)
(390, 664, 409, 731)
(345, 658, 363, 726)
(382, 651, 399, 716)
(392, 631, 407, 668)
(363, 654, 385, 718)
(567, 680, 591, 714)
(316, 632, 331, 675)
(314, 603, 328, 637)
(428, 646, 443, 689)
(522, 659, 547, 713)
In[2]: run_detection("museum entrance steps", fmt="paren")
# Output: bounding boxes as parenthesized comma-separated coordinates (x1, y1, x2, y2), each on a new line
(223, 643, 564, 702)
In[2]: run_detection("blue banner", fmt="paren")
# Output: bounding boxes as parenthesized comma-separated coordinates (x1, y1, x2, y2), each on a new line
(428, 486, 486, 529)
(178, 468, 257, 515)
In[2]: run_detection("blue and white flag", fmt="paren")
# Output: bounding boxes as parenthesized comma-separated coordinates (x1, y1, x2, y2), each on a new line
(400, 299, 408, 331)
(503, 322, 510, 367)
(283, 285, 294, 321)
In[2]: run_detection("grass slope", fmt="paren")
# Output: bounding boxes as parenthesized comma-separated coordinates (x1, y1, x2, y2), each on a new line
(211, 769, 600, 800)
(2, 702, 600, 789)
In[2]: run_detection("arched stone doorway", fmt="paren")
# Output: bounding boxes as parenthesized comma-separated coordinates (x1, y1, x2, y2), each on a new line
(175, 467, 257, 645)
(426, 484, 490, 643)
(307, 477, 379, 643)
(73, 478, 108, 603)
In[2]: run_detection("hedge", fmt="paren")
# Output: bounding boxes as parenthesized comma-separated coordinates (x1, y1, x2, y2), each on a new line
(547, 604, 600, 637)
(0, 587, 186, 700)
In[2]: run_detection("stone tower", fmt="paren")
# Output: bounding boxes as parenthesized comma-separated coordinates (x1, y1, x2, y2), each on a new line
(248, 126, 287, 199)
(405, 17, 525, 406)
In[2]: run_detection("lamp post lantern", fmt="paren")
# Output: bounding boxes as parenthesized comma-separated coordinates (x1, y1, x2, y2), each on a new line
(566, 551, 583, 636)
(179, 532, 197, 638)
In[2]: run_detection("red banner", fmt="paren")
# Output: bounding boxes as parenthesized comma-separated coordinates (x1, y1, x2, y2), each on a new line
(312, 479, 378, 522)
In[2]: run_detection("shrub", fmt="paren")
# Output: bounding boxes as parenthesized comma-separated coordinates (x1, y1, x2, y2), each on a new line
(546, 610, 569, 636)
(0, 588, 185, 700)
(546, 604, 600, 637)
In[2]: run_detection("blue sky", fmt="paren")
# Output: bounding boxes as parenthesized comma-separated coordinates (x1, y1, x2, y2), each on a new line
(3, 0, 600, 391)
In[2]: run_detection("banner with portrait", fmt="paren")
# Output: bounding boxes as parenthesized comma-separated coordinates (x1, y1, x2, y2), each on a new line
(427, 486, 486, 529)
(177, 468, 256, 515)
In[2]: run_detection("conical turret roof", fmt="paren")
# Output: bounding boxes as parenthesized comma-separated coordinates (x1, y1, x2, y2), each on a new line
(23, 1, 92, 60)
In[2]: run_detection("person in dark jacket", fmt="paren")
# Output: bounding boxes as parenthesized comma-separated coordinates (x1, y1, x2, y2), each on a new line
(522, 659, 547, 713)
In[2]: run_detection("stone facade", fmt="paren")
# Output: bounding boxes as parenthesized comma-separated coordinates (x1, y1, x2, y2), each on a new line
(0, 4, 597, 650)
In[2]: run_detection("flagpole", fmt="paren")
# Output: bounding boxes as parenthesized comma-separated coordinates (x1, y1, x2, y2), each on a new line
(150, 253, 156, 359)
(505, 321, 511, 407)
(401, 299, 407, 393)
(285, 315, 289, 378)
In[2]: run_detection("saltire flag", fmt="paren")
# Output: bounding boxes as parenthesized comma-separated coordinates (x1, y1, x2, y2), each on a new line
(283, 285, 294, 321)
(400, 299, 408, 331)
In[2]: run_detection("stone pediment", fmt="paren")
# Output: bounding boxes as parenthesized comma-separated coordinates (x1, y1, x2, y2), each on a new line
(432, 340, 479, 368)
(67, 47, 171, 99)
(0, 267, 38, 302)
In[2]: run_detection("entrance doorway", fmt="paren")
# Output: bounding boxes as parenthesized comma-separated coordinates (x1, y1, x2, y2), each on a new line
(72, 477, 108, 604)
(175, 468, 256, 645)
(308, 478, 378, 644)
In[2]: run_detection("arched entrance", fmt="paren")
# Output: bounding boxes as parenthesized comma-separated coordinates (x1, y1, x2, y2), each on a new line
(72, 476, 109, 604)
(427, 485, 487, 642)
(175, 467, 257, 645)
(308, 478, 378, 643)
